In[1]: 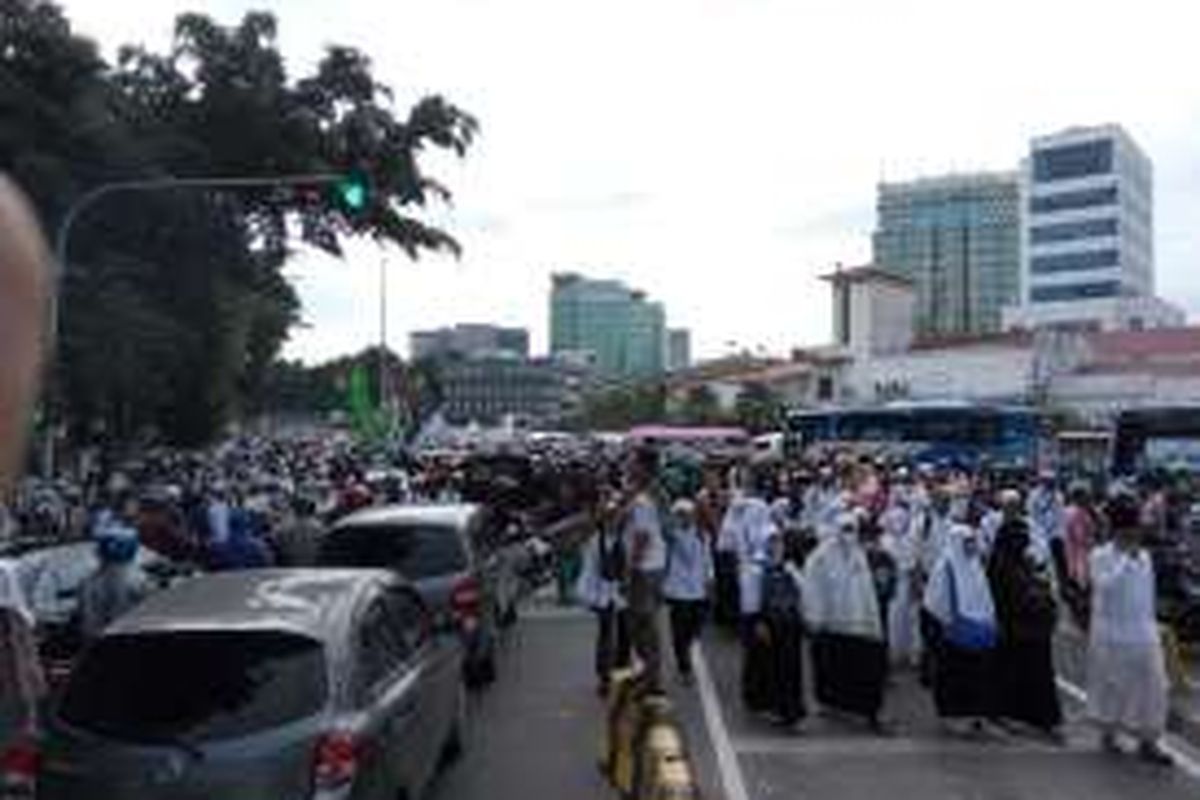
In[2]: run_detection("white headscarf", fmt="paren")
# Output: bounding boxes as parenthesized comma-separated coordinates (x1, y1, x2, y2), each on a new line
(0, 560, 34, 627)
(801, 512, 882, 640)
(923, 523, 995, 629)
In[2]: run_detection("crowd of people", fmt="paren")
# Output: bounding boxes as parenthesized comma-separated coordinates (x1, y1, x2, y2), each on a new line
(575, 449, 1185, 767)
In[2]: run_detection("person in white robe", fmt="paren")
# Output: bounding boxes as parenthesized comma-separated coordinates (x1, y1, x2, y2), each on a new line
(1087, 494, 1172, 766)
(922, 524, 998, 730)
(881, 496, 921, 666)
(803, 512, 889, 730)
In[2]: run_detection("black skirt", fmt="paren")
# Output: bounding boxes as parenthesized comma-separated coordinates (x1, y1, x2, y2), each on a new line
(811, 631, 887, 719)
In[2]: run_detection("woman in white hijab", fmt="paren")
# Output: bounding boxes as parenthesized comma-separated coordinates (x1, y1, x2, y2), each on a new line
(803, 511, 889, 731)
(922, 523, 998, 733)
(0, 560, 43, 733)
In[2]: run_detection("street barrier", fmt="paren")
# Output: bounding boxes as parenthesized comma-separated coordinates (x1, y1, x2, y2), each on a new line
(601, 668, 700, 800)
(1162, 623, 1187, 691)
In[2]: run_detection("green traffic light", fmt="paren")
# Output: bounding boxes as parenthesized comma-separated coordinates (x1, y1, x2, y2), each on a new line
(339, 176, 367, 211)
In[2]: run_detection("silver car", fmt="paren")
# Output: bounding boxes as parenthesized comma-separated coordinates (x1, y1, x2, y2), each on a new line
(39, 569, 465, 800)
(318, 504, 517, 686)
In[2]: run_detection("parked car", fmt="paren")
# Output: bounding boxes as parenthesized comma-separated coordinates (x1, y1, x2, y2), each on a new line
(316, 504, 516, 686)
(37, 569, 465, 800)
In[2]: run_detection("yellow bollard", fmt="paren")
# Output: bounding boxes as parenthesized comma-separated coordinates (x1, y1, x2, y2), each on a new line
(636, 721, 684, 800)
(648, 759, 701, 800)
(610, 674, 654, 794)
(602, 669, 641, 781)
(1160, 623, 1187, 692)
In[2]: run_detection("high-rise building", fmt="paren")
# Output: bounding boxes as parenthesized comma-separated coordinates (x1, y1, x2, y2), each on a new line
(666, 329, 692, 372)
(549, 273, 667, 377)
(410, 324, 529, 361)
(1004, 124, 1182, 331)
(872, 172, 1021, 336)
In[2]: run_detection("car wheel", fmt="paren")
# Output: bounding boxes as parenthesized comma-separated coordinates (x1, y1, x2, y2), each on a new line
(440, 683, 468, 766)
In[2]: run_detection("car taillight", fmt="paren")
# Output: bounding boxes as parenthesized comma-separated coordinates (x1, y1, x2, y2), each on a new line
(451, 576, 482, 623)
(1, 738, 39, 796)
(312, 732, 359, 790)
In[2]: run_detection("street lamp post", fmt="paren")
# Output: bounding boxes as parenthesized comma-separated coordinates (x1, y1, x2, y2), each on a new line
(45, 171, 361, 475)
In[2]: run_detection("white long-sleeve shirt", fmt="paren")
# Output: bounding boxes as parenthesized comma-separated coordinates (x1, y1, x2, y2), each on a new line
(1089, 543, 1160, 646)
(663, 527, 713, 601)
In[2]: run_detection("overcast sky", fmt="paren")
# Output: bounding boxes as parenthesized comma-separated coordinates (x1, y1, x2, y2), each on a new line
(62, 0, 1200, 363)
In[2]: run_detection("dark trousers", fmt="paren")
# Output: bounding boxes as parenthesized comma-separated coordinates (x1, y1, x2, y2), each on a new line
(628, 570, 664, 691)
(667, 599, 707, 677)
(595, 607, 631, 684)
(713, 552, 740, 627)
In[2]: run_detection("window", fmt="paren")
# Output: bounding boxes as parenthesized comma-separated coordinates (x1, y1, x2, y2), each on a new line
(816, 376, 834, 401)
(385, 589, 430, 654)
(1030, 248, 1119, 274)
(356, 598, 411, 699)
(1030, 217, 1118, 244)
(1029, 185, 1118, 214)
(60, 631, 326, 742)
(319, 523, 469, 578)
(1030, 281, 1120, 302)
(1033, 139, 1113, 182)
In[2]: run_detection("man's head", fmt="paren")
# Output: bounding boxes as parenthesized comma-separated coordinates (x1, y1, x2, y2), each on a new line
(625, 446, 659, 490)
(672, 498, 696, 529)
(1107, 489, 1143, 548)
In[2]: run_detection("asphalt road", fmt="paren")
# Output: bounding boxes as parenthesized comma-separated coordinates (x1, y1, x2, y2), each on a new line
(427, 605, 1200, 800)
(427, 605, 613, 800)
(693, 624, 1200, 800)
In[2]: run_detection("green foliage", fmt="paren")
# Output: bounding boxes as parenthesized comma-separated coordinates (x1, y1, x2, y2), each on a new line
(0, 2, 475, 447)
(582, 381, 666, 430)
(734, 381, 781, 434)
(675, 384, 725, 426)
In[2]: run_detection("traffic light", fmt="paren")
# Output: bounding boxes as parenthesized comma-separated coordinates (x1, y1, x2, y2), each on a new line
(334, 171, 369, 212)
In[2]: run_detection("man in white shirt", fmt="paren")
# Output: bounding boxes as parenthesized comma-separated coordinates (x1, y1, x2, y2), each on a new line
(622, 447, 666, 691)
(1088, 492, 1172, 766)
(663, 500, 713, 685)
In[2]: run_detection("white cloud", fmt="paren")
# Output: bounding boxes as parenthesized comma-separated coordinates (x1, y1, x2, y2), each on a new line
(62, 0, 1200, 363)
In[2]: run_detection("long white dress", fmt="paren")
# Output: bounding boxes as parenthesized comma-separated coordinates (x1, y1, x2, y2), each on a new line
(1086, 543, 1168, 737)
(881, 504, 921, 665)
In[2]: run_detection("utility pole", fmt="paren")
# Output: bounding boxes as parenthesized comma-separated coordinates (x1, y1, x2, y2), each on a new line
(45, 170, 367, 475)
(379, 254, 389, 424)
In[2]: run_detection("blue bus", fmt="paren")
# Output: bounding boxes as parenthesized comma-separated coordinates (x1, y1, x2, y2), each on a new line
(1111, 405, 1200, 477)
(784, 402, 1046, 470)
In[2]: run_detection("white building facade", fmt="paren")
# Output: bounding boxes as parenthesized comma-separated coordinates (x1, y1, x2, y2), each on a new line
(1003, 124, 1183, 331)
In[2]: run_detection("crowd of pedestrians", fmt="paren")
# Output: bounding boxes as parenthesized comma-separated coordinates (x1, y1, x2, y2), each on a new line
(576, 449, 1185, 767)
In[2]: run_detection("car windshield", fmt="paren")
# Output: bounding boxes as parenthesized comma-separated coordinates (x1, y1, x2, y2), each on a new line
(59, 631, 326, 743)
(318, 523, 468, 578)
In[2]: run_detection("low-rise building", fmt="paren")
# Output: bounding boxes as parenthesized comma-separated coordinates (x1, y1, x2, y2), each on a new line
(438, 356, 584, 426)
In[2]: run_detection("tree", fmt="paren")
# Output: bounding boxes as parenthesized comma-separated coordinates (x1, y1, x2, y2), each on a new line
(677, 384, 723, 426)
(0, 3, 476, 447)
(734, 381, 780, 433)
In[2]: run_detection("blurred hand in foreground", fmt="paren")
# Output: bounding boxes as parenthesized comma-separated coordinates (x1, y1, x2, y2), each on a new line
(0, 177, 49, 493)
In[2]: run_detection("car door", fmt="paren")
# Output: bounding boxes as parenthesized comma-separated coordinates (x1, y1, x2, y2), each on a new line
(351, 596, 418, 800)
(380, 587, 449, 793)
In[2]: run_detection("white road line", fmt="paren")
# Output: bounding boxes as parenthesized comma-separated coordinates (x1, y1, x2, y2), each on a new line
(733, 734, 1083, 758)
(1056, 677, 1200, 782)
(694, 642, 751, 800)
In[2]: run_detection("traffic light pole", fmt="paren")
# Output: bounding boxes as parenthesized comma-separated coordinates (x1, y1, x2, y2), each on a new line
(44, 171, 350, 476)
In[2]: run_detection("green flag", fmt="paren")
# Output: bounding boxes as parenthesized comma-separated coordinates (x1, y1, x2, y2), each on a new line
(347, 364, 379, 440)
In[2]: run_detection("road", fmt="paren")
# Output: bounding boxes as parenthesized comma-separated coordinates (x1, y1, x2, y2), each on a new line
(693, 624, 1200, 800)
(432, 603, 1200, 800)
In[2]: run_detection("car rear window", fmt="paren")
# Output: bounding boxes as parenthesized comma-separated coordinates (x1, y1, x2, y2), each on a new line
(59, 630, 326, 742)
(317, 523, 468, 578)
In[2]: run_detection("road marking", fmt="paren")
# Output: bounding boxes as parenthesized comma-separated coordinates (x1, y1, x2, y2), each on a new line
(732, 734, 1085, 757)
(694, 642, 751, 800)
(1056, 677, 1200, 781)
